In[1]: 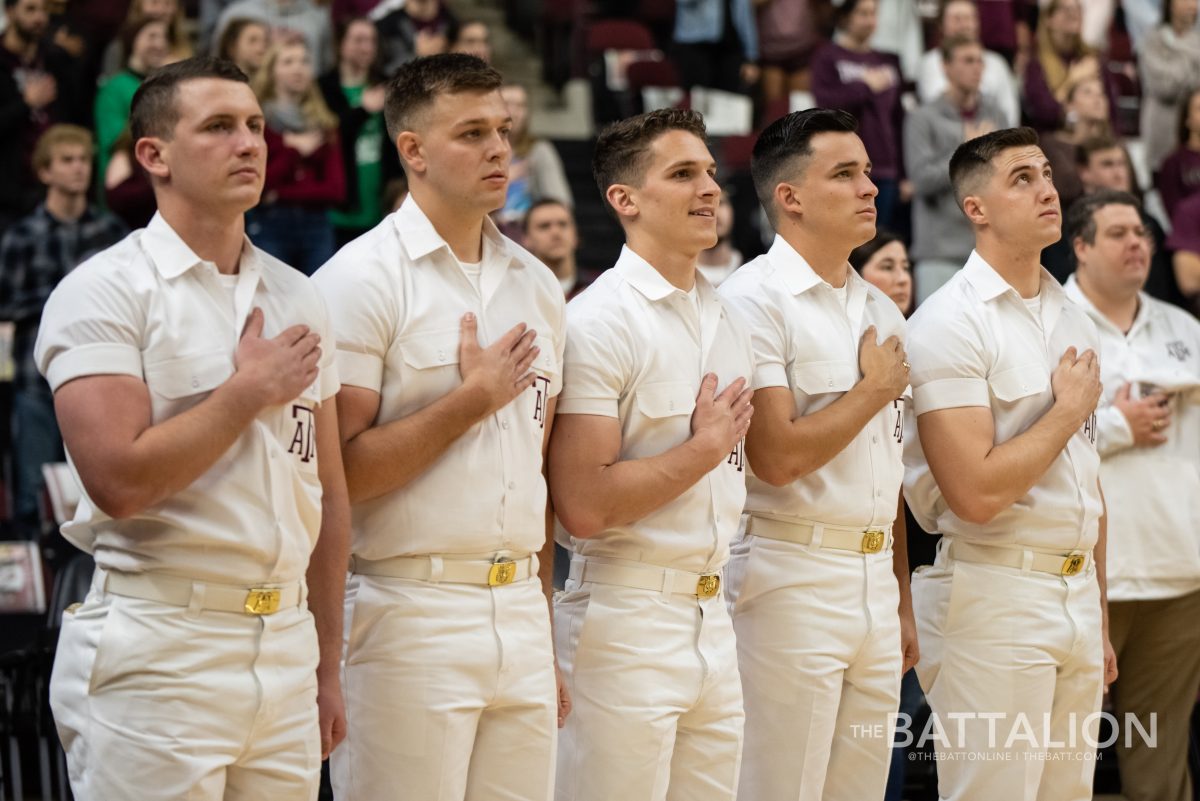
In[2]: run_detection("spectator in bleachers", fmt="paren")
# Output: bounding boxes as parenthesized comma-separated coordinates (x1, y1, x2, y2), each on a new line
(522, 198, 597, 298)
(103, 128, 157, 229)
(1022, 0, 1119, 132)
(916, 0, 1019, 127)
(1139, 0, 1200, 174)
(215, 0, 334, 74)
(0, 125, 126, 536)
(1037, 73, 1111, 211)
(450, 19, 491, 64)
(1168, 192, 1200, 310)
(870, 0, 923, 81)
(906, 35, 1007, 303)
(1156, 85, 1200, 219)
(672, 0, 760, 94)
(320, 17, 396, 245)
(214, 17, 270, 78)
(755, 0, 822, 102)
(811, 0, 907, 229)
(1, 0, 85, 232)
(849, 229, 912, 314)
(331, 0, 381, 26)
(976, 0, 1034, 65)
(100, 0, 193, 79)
(496, 83, 571, 234)
(94, 17, 171, 192)
(248, 38, 345, 274)
(373, 0, 455, 76)
(697, 193, 743, 286)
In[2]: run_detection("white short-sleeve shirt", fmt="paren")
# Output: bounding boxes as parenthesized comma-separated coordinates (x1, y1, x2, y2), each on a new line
(34, 212, 339, 585)
(312, 197, 566, 559)
(719, 235, 908, 528)
(1065, 276, 1200, 600)
(903, 251, 1103, 551)
(557, 246, 755, 575)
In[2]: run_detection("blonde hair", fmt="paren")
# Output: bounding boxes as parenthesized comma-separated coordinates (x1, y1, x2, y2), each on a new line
(33, 124, 94, 172)
(253, 39, 339, 132)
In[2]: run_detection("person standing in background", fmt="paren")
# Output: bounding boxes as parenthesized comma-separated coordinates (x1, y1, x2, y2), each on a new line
(916, 0, 1019, 128)
(1137, 0, 1200, 175)
(214, 17, 270, 78)
(495, 83, 571, 236)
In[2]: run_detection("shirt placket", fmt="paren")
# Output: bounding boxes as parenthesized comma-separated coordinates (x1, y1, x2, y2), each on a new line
(686, 289, 723, 572)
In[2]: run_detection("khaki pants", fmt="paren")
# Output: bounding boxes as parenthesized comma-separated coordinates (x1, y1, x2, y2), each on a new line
(555, 580, 744, 801)
(51, 570, 321, 801)
(912, 542, 1105, 801)
(725, 533, 902, 801)
(332, 573, 557, 801)
(1107, 588, 1200, 801)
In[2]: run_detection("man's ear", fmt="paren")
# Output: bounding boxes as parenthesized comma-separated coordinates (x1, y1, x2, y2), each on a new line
(961, 194, 987, 227)
(773, 181, 803, 221)
(395, 131, 425, 175)
(134, 136, 169, 180)
(1072, 236, 1088, 268)
(605, 183, 638, 220)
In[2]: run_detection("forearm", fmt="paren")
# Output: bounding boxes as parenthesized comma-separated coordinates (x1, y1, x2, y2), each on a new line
(891, 497, 913, 614)
(342, 383, 490, 503)
(1095, 484, 1109, 634)
(970, 402, 1082, 518)
(749, 383, 891, 485)
(307, 489, 350, 682)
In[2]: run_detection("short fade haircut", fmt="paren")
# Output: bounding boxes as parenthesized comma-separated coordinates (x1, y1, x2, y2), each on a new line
(383, 53, 502, 141)
(750, 108, 858, 226)
(940, 33, 979, 62)
(33, 124, 94, 171)
(130, 56, 249, 142)
(1075, 133, 1120, 166)
(1066, 189, 1141, 249)
(592, 108, 708, 202)
(522, 197, 570, 233)
(948, 126, 1040, 208)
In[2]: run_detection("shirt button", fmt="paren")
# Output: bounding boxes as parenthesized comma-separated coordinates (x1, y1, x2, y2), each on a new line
(501, 419, 509, 430)
(437, 350, 446, 362)
(669, 400, 675, 410)
(827, 380, 834, 388)
(191, 378, 200, 388)
(507, 481, 516, 490)
(872, 435, 879, 444)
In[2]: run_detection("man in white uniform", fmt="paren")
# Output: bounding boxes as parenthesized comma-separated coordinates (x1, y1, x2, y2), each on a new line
(904, 126, 1119, 801)
(38, 57, 348, 800)
(549, 108, 755, 801)
(718, 107, 918, 801)
(313, 53, 568, 801)
(1064, 189, 1200, 801)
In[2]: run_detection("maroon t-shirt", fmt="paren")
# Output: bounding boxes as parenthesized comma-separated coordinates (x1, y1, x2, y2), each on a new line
(1156, 147, 1200, 220)
(810, 43, 904, 180)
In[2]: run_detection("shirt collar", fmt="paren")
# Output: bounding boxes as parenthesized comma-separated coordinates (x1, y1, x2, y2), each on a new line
(392, 195, 516, 267)
(613, 245, 686, 301)
(766, 233, 871, 297)
(961, 249, 1066, 303)
(141, 211, 259, 279)
(1063, 273, 1155, 332)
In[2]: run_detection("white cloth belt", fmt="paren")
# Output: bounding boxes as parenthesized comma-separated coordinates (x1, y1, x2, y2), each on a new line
(102, 570, 304, 615)
(745, 514, 894, 554)
(350, 552, 538, 585)
(568, 556, 724, 599)
(946, 538, 1094, 577)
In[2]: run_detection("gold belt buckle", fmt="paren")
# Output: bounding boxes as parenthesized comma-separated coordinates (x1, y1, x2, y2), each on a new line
(488, 558, 517, 586)
(861, 530, 886, 554)
(1061, 553, 1086, 576)
(696, 574, 721, 598)
(244, 588, 281, 615)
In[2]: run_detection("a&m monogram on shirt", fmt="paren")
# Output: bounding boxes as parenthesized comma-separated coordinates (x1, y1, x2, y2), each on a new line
(532, 375, 551, 429)
(892, 399, 904, 444)
(727, 439, 746, 472)
(289, 404, 316, 462)
(1082, 412, 1097, 445)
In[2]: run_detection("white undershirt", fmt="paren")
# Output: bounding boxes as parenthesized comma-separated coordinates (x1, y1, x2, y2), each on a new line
(458, 259, 483, 294)
(830, 280, 850, 312)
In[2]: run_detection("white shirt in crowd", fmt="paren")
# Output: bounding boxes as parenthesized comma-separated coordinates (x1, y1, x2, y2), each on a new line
(312, 197, 565, 559)
(34, 212, 339, 585)
(557, 246, 755, 574)
(719, 235, 908, 528)
(1065, 276, 1200, 600)
(903, 251, 1103, 551)
(916, 48, 1020, 128)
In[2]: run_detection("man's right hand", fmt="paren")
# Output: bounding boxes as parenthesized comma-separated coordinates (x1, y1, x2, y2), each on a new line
(690, 373, 753, 459)
(22, 74, 57, 109)
(1051, 347, 1102, 424)
(458, 313, 539, 417)
(234, 307, 322, 408)
(1112, 382, 1170, 446)
(859, 326, 909, 400)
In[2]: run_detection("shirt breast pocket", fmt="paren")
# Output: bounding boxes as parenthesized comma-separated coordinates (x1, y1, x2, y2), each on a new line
(143, 350, 234, 419)
(792, 360, 857, 410)
(987, 364, 1050, 405)
(399, 329, 462, 401)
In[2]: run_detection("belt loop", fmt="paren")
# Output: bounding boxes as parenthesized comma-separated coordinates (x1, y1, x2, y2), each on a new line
(660, 569, 674, 601)
(1020, 549, 1034, 574)
(808, 523, 825, 552)
(299, 578, 309, 606)
(568, 556, 585, 589)
(187, 581, 205, 617)
(428, 556, 444, 583)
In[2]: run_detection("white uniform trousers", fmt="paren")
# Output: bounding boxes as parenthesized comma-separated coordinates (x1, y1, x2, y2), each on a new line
(911, 540, 1105, 801)
(725, 533, 903, 801)
(51, 570, 321, 801)
(554, 580, 744, 801)
(332, 573, 557, 801)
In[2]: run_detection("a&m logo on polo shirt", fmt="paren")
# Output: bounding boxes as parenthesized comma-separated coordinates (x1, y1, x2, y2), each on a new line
(1167, 340, 1191, 362)
(532, 375, 551, 429)
(289, 404, 316, 462)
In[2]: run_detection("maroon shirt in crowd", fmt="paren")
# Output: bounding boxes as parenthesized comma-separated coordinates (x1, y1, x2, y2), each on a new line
(1157, 147, 1200, 220)
(810, 42, 904, 180)
(262, 127, 347, 209)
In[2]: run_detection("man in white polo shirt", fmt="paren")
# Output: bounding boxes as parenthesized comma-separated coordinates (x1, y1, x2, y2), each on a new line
(313, 53, 567, 801)
(36, 57, 348, 800)
(718, 107, 918, 801)
(1063, 189, 1200, 801)
(549, 107, 755, 801)
(904, 127, 1118, 801)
